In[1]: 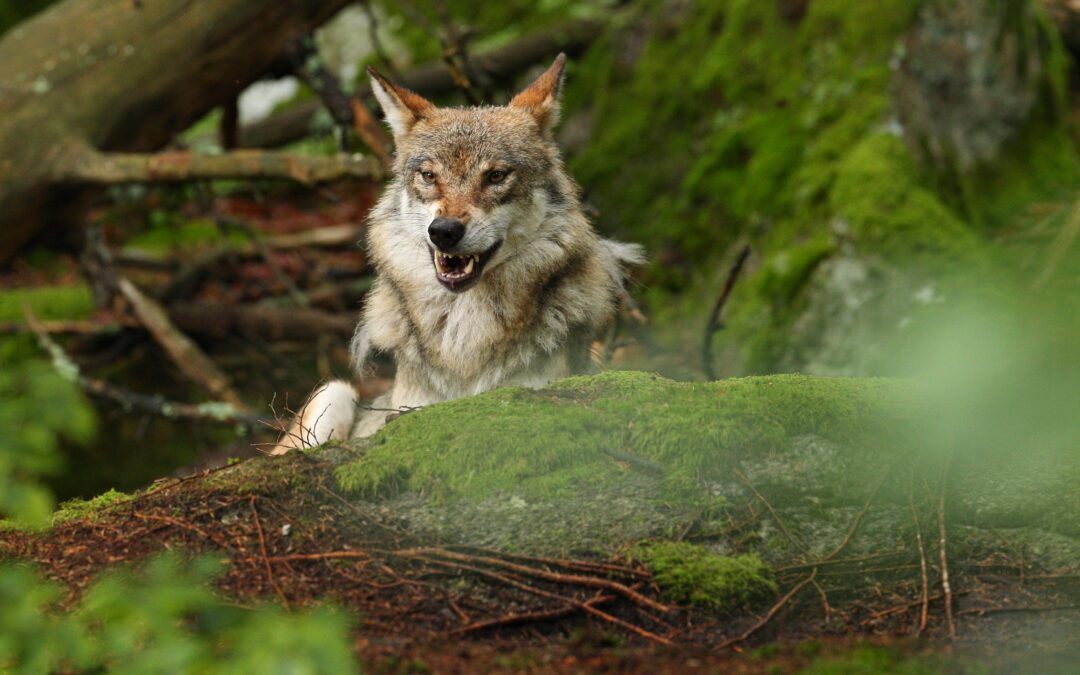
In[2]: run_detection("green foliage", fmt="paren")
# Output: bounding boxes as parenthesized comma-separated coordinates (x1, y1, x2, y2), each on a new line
(628, 542, 776, 612)
(0, 284, 93, 324)
(336, 370, 914, 502)
(0, 553, 357, 674)
(0, 364, 356, 671)
(0, 360, 96, 527)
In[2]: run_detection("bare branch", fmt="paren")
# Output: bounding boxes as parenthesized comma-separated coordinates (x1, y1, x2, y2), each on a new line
(23, 306, 262, 427)
(240, 19, 602, 148)
(703, 244, 751, 381)
(59, 146, 382, 186)
(118, 277, 247, 408)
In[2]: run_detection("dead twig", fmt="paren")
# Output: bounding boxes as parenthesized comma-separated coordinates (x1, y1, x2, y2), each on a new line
(455, 593, 615, 635)
(23, 306, 262, 427)
(422, 557, 672, 645)
(431, 0, 483, 104)
(117, 277, 247, 408)
(703, 244, 751, 380)
(938, 490, 956, 639)
(447, 546, 651, 581)
(358, 0, 402, 80)
(397, 547, 670, 614)
(718, 570, 817, 650)
(909, 481, 930, 636)
(733, 467, 809, 556)
(250, 497, 290, 609)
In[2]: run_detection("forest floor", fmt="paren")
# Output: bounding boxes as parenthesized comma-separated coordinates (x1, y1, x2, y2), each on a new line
(3, 450, 1079, 674)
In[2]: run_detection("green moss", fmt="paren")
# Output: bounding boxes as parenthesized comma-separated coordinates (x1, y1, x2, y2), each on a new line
(628, 542, 776, 612)
(959, 124, 1080, 232)
(51, 488, 132, 525)
(0, 284, 93, 324)
(829, 133, 981, 263)
(567, 0, 922, 272)
(336, 371, 915, 503)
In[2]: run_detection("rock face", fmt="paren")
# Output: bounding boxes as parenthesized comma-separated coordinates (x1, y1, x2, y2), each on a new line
(562, 0, 1077, 378)
(333, 371, 1080, 578)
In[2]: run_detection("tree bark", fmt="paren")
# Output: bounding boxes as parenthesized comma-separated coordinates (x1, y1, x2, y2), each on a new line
(0, 0, 355, 264)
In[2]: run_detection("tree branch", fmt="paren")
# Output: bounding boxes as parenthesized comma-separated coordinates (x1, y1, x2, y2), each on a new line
(23, 306, 263, 427)
(59, 147, 382, 186)
(240, 19, 602, 148)
(118, 277, 247, 408)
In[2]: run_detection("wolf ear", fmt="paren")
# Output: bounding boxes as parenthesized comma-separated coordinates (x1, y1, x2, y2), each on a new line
(368, 67, 435, 141)
(509, 53, 566, 133)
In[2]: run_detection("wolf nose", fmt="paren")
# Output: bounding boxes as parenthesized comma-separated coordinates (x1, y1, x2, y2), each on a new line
(428, 217, 466, 251)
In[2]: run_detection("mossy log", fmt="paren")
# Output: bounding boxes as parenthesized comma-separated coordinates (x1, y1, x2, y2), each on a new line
(330, 371, 1080, 567)
(0, 0, 358, 264)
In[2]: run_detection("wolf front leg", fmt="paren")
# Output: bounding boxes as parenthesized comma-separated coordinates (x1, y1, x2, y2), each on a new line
(270, 380, 359, 454)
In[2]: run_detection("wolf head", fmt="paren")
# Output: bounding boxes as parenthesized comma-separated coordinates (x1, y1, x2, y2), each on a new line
(367, 55, 574, 293)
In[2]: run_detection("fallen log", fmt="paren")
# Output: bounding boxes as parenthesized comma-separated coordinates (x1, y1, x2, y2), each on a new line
(0, 0, 356, 264)
(239, 19, 602, 149)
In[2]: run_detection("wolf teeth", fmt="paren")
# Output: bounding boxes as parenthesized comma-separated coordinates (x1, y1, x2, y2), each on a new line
(433, 251, 480, 278)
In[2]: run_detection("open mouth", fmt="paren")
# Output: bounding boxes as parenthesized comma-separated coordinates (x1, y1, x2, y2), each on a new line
(431, 241, 502, 292)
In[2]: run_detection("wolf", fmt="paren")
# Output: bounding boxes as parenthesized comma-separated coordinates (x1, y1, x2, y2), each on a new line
(273, 54, 642, 453)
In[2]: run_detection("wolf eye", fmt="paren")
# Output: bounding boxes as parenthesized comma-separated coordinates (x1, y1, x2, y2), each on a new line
(418, 170, 436, 184)
(486, 169, 509, 185)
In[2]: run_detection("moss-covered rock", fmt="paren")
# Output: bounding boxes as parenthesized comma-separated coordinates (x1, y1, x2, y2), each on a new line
(328, 370, 1080, 568)
(564, 0, 1078, 376)
(336, 371, 914, 504)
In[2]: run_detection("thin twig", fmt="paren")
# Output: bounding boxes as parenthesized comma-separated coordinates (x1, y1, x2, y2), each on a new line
(733, 468, 808, 556)
(397, 547, 670, 614)
(908, 481, 930, 636)
(938, 490, 956, 639)
(447, 546, 651, 580)
(718, 570, 817, 650)
(703, 244, 751, 380)
(422, 558, 672, 645)
(118, 277, 246, 407)
(23, 306, 262, 427)
(250, 497, 290, 609)
(455, 594, 615, 635)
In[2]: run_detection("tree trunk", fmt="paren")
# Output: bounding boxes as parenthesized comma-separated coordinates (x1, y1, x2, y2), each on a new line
(0, 0, 354, 264)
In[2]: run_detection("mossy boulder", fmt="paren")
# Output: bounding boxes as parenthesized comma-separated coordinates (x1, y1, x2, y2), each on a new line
(331, 371, 1080, 568)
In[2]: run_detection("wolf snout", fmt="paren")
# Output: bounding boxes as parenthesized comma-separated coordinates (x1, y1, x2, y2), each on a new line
(428, 217, 466, 251)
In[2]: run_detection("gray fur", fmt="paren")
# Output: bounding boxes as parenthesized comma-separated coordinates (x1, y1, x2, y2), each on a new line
(273, 57, 641, 452)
